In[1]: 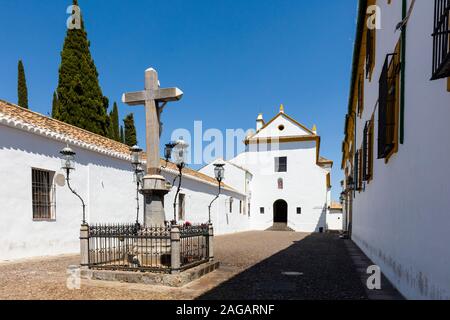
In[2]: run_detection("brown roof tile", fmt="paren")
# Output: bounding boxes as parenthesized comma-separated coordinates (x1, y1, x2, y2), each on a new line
(0, 99, 239, 193)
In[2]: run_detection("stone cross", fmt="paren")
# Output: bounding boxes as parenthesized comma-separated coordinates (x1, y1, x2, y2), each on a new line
(122, 68, 183, 226)
(122, 68, 183, 176)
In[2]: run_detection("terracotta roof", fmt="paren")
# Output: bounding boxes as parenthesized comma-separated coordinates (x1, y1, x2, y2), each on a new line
(329, 202, 343, 210)
(0, 99, 240, 194)
(318, 156, 334, 165)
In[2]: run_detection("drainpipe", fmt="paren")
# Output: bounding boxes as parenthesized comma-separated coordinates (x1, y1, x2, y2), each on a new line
(400, 0, 407, 144)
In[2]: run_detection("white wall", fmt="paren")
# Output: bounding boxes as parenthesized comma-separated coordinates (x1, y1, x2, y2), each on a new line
(0, 125, 248, 261)
(231, 140, 329, 232)
(351, 0, 450, 299)
(162, 171, 249, 235)
(0, 125, 137, 261)
(326, 210, 343, 231)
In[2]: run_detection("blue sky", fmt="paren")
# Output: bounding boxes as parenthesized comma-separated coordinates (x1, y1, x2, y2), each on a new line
(0, 0, 357, 200)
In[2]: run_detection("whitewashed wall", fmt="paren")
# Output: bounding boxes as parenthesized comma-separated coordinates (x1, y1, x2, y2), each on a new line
(230, 140, 330, 232)
(326, 209, 343, 231)
(351, 0, 450, 299)
(162, 171, 248, 235)
(0, 125, 137, 260)
(0, 124, 248, 261)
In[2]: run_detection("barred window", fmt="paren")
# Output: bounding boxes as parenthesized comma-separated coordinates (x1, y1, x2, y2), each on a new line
(357, 74, 364, 116)
(32, 169, 56, 220)
(354, 149, 363, 192)
(363, 119, 374, 181)
(354, 150, 359, 192)
(431, 0, 450, 80)
(260, 207, 265, 214)
(378, 46, 401, 160)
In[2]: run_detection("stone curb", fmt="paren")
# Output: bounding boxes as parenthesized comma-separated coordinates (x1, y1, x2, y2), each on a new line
(81, 261, 220, 288)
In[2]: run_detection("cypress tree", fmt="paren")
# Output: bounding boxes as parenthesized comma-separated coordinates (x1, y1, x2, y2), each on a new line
(17, 60, 28, 109)
(51, 92, 59, 118)
(120, 125, 125, 144)
(123, 113, 137, 146)
(109, 102, 120, 141)
(54, 0, 109, 136)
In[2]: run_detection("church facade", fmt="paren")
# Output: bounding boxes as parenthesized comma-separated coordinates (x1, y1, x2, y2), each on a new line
(0, 99, 336, 261)
(201, 106, 336, 233)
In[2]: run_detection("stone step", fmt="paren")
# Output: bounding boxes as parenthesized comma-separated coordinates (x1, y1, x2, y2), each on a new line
(266, 223, 295, 232)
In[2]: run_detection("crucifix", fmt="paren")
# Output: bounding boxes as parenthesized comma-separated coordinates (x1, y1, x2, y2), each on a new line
(122, 68, 183, 226)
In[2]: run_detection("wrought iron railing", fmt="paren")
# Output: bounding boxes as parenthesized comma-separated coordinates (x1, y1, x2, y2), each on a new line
(86, 223, 210, 274)
(179, 224, 209, 271)
(432, 0, 450, 80)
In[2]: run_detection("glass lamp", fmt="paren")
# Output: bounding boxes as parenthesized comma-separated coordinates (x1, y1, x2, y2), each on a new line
(60, 146, 76, 171)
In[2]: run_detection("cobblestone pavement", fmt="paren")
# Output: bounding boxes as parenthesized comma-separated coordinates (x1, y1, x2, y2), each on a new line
(0, 232, 367, 300)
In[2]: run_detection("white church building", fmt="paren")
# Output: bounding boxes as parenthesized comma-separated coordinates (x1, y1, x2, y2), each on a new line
(201, 105, 336, 233)
(0, 99, 337, 261)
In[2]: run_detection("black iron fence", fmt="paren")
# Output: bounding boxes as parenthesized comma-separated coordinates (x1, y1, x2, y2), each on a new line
(180, 224, 209, 271)
(86, 223, 210, 274)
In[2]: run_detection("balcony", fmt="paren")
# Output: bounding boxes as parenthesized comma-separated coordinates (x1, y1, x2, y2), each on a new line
(431, 0, 450, 80)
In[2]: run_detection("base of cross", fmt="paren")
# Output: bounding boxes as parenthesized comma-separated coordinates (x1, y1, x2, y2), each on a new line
(141, 175, 171, 226)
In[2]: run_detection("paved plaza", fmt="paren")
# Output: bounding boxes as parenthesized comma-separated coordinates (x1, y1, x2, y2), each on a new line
(0, 232, 379, 300)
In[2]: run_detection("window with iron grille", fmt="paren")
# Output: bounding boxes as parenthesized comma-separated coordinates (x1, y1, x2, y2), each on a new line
(363, 120, 374, 181)
(358, 149, 363, 191)
(32, 169, 56, 220)
(357, 74, 364, 116)
(354, 151, 359, 191)
(260, 207, 265, 214)
(378, 52, 400, 159)
(431, 0, 450, 80)
(275, 157, 287, 172)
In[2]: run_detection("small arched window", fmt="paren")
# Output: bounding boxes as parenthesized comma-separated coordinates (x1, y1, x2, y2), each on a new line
(278, 178, 284, 190)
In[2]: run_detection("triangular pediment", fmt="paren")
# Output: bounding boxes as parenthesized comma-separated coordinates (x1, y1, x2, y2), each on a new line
(251, 112, 315, 140)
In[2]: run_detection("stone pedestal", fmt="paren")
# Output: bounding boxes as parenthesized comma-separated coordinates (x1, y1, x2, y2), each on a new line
(141, 175, 170, 226)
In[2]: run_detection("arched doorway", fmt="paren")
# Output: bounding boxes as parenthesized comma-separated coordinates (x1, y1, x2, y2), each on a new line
(273, 200, 288, 224)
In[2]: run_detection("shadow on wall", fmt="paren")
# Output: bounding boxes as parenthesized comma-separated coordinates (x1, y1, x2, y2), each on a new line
(197, 233, 368, 300)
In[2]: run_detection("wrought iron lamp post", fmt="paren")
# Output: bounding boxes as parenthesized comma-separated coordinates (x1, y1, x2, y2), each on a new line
(60, 146, 86, 225)
(208, 160, 225, 224)
(130, 145, 144, 225)
(171, 138, 189, 225)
